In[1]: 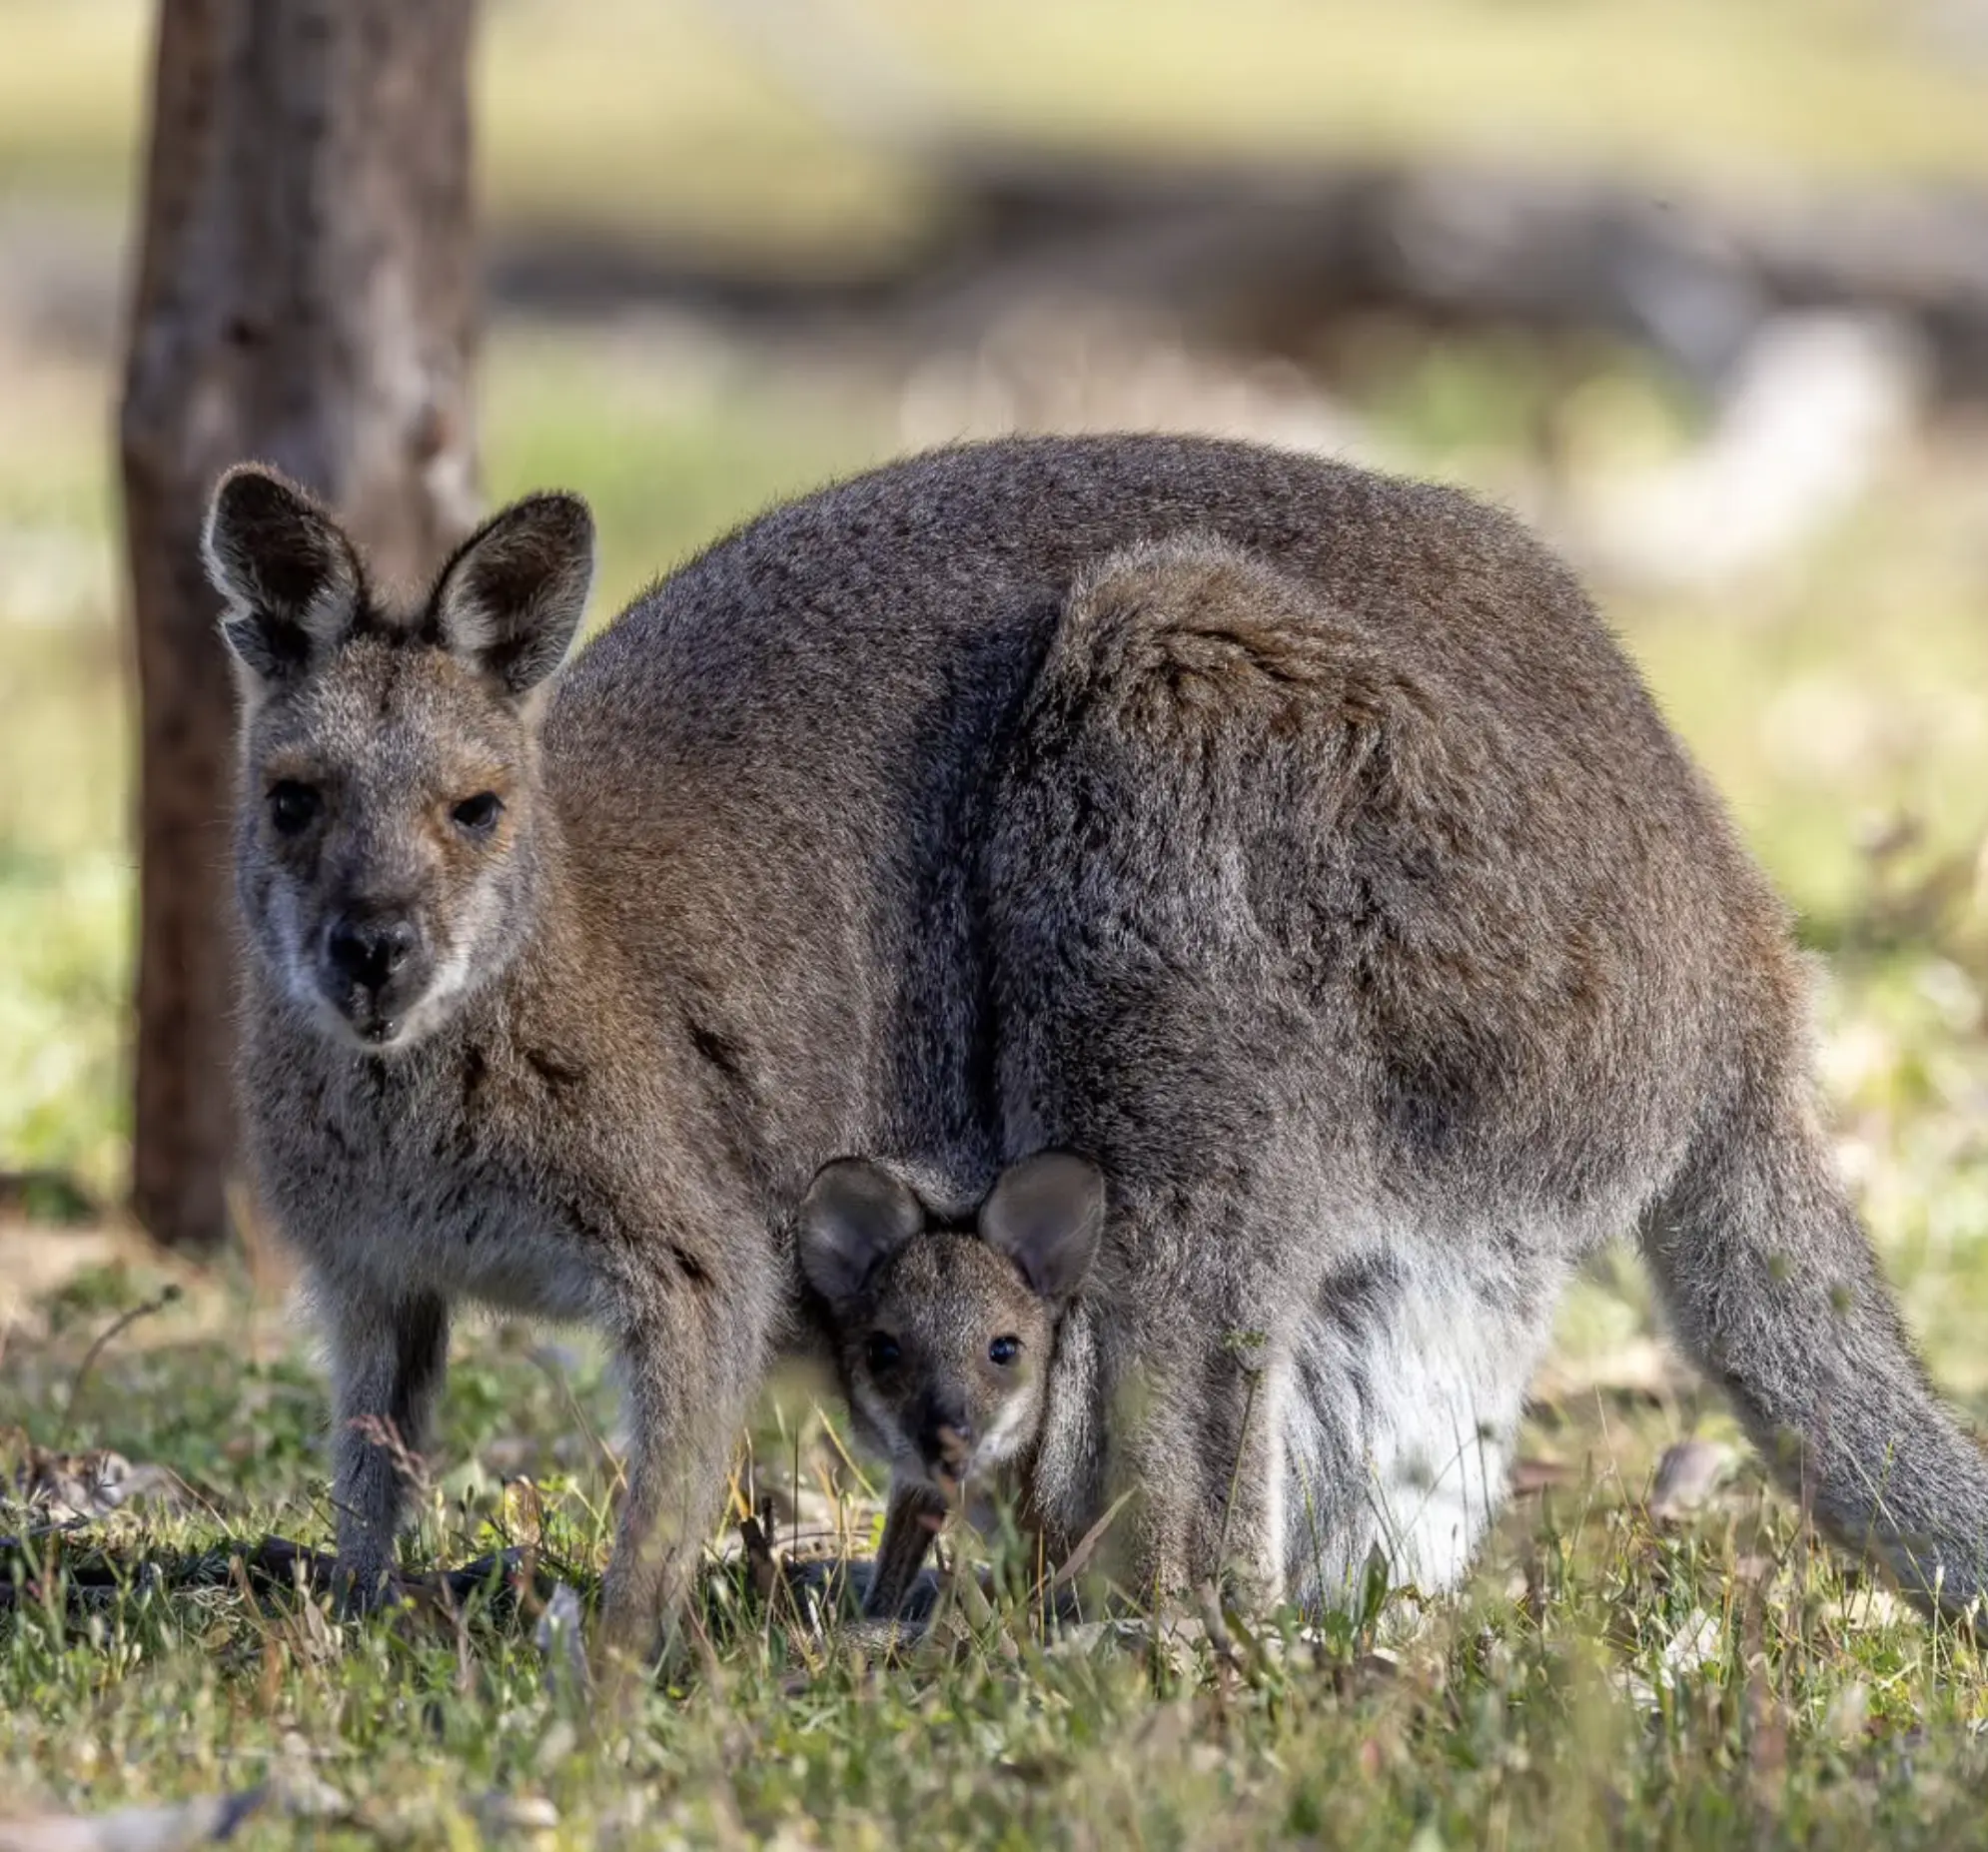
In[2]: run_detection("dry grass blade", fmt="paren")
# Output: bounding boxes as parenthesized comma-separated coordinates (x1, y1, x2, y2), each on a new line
(60, 1287, 182, 1439)
(1048, 1489, 1137, 1592)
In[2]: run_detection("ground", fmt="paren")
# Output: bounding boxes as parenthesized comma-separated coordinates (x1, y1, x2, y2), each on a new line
(7, 2, 1988, 1845)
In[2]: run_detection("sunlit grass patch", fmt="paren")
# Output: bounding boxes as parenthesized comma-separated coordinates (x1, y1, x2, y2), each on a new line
(3, 1238, 1987, 1845)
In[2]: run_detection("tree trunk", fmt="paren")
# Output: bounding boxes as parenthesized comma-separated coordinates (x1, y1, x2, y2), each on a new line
(121, 0, 480, 1252)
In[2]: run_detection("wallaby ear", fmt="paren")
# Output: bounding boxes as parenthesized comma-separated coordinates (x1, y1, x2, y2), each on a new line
(202, 463, 363, 684)
(428, 491, 594, 697)
(796, 1159, 926, 1304)
(978, 1151, 1105, 1302)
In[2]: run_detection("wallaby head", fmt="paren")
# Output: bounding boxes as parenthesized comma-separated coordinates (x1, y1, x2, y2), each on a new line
(203, 464, 595, 1052)
(798, 1153, 1104, 1496)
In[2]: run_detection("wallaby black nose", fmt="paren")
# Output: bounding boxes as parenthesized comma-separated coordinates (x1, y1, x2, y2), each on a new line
(327, 914, 417, 991)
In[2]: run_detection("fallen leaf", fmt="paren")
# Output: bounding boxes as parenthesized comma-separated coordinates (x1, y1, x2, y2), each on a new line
(12, 1447, 179, 1524)
(1510, 1458, 1576, 1495)
(1659, 1607, 1724, 1683)
(472, 1794, 559, 1835)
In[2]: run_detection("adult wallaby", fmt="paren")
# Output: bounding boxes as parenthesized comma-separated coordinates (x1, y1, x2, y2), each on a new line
(797, 1151, 1105, 1619)
(207, 435, 1988, 1657)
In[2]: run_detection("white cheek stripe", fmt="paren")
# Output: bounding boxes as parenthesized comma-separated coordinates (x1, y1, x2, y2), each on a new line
(271, 887, 324, 1014)
(966, 1388, 1039, 1484)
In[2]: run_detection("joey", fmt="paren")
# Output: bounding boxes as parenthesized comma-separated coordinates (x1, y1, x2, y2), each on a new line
(798, 1153, 1103, 1619)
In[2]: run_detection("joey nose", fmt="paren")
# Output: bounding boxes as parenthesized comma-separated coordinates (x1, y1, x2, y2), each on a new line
(922, 1406, 975, 1480)
(327, 913, 418, 991)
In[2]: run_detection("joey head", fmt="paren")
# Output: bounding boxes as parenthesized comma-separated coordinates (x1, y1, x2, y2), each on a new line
(798, 1152, 1104, 1619)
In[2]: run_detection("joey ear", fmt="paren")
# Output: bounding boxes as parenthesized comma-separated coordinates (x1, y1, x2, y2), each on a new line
(429, 491, 594, 697)
(978, 1151, 1105, 1302)
(796, 1159, 926, 1304)
(202, 463, 363, 684)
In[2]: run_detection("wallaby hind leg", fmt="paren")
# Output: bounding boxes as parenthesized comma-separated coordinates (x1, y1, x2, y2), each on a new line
(1643, 1072, 1988, 1618)
(1053, 1271, 1291, 1612)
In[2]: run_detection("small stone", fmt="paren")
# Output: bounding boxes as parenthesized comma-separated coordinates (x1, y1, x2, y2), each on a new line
(1824, 1681, 1870, 1743)
(533, 1581, 588, 1701)
(473, 1792, 560, 1834)
(1648, 1438, 1735, 1520)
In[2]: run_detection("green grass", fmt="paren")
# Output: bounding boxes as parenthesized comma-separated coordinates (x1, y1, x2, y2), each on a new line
(5, 1216, 1988, 1846)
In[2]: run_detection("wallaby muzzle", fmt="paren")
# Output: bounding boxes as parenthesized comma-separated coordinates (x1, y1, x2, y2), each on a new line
(318, 904, 433, 1044)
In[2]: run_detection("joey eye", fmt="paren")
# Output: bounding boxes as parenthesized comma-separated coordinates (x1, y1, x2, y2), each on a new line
(864, 1333, 901, 1374)
(451, 791, 502, 835)
(988, 1335, 1021, 1368)
(269, 780, 321, 835)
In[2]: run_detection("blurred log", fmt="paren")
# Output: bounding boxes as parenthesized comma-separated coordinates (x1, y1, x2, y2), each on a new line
(923, 151, 1988, 394)
(120, 0, 480, 1252)
(490, 149, 1988, 400)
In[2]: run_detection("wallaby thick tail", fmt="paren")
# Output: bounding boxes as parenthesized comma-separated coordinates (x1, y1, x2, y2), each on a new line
(1643, 1069, 1988, 1619)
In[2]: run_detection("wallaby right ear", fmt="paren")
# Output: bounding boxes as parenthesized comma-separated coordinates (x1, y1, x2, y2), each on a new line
(796, 1159, 925, 1304)
(203, 464, 364, 685)
(428, 491, 594, 698)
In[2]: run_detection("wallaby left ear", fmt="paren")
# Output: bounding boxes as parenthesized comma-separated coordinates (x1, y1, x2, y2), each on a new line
(203, 463, 364, 685)
(429, 491, 595, 697)
(979, 1151, 1106, 1302)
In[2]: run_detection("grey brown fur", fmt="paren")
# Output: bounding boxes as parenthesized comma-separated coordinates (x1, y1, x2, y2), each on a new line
(206, 434, 1988, 1654)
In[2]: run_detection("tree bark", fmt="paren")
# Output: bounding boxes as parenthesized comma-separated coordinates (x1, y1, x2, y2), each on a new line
(121, 0, 480, 1251)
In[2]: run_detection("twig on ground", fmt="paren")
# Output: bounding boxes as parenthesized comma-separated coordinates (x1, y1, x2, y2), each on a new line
(61, 1286, 182, 1440)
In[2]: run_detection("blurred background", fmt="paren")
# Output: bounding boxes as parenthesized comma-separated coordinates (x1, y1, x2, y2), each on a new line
(4, 0, 1988, 1370)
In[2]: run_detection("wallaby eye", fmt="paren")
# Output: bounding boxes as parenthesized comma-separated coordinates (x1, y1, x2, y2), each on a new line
(864, 1333, 901, 1374)
(451, 791, 502, 835)
(269, 780, 321, 836)
(988, 1335, 1021, 1368)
